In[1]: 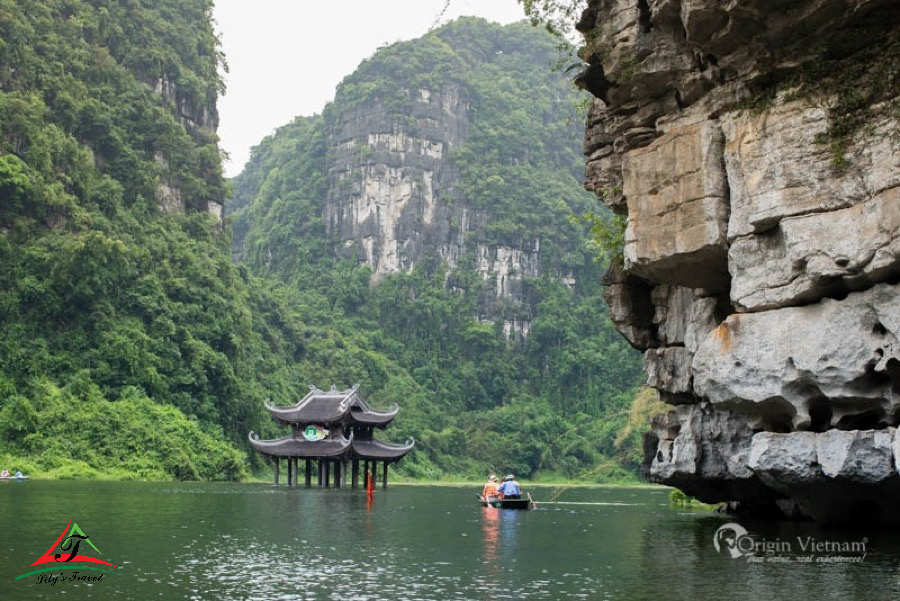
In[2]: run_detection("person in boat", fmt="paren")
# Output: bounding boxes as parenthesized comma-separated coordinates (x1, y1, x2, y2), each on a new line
(0, 469, 9, 478)
(496, 474, 521, 500)
(482, 474, 499, 500)
(15, 470, 23, 479)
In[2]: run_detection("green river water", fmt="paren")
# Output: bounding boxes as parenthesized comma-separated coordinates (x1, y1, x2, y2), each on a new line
(1, 481, 898, 600)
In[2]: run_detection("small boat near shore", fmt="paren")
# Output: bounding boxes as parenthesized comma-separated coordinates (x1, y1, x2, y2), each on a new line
(477, 492, 534, 510)
(0, 475, 28, 481)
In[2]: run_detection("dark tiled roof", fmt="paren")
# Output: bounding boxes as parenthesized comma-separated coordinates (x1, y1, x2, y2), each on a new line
(349, 404, 399, 426)
(351, 438, 415, 460)
(265, 385, 398, 427)
(248, 432, 351, 458)
(266, 395, 346, 424)
(248, 432, 415, 460)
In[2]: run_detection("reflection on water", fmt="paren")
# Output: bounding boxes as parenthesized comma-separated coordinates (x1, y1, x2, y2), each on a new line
(1, 482, 898, 600)
(481, 507, 500, 567)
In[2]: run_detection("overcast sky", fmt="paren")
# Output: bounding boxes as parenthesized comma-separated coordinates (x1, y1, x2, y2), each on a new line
(212, 0, 526, 177)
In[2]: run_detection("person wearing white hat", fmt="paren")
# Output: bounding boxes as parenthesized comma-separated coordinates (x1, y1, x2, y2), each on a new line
(496, 474, 521, 499)
(482, 474, 499, 501)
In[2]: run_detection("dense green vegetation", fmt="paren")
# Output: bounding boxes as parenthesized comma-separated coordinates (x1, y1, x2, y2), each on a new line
(0, 3, 645, 482)
(231, 19, 645, 482)
(0, 0, 280, 479)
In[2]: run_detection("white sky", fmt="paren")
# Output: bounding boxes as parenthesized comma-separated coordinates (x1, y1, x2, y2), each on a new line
(212, 0, 526, 177)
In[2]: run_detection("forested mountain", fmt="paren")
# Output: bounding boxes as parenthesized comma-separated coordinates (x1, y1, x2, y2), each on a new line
(230, 19, 646, 480)
(0, 0, 275, 479)
(0, 2, 643, 482)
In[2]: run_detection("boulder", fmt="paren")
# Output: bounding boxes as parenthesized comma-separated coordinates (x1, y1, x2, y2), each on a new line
(622, 121, 731, 292)
(643, 347, 693, 396)
(749, 432, 820, 486)
(729, 187, 900, 312)
(692, 283, 900, 431)
(817, 429, 896, 483)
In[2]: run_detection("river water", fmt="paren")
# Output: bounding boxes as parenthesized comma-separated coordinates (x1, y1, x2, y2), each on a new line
(1, 481, 898, 600)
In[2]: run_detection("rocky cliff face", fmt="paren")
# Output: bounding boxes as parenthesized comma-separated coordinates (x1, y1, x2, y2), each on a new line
(152, 75, 223, 218)
(579, 0, 900, 524)
(324, 84, 542, 332)
(324, 85, 474, 280)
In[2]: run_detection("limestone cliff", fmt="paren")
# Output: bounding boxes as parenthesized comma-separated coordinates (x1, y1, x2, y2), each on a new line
(578, 0, 900, 524)
(323, 84, 547, 328)
(324, 85, 473, 281)
(234, 19, 596, 337)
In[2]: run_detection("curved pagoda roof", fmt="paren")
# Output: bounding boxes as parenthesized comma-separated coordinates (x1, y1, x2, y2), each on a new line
(264, 384, 399, 428)
(351, 438, 416, 460)
(248, 432, 415, 461)
(248, 431, 352, 458)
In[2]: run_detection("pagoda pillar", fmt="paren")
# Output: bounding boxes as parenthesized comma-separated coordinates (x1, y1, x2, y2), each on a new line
(318, 460, 324, 487)
(324, 460, 331, 487)
(287, 456, 294, 486)
(351, 459, 359, 489)
(383, 461, 389, 488)
(305, 459, 312, 487)
(334, 461, 342, 488)
(273, 457, 280, 486)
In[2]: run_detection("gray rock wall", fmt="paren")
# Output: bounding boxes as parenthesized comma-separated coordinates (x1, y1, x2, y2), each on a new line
(325, 85, 473, 281)
(323, 83, 550, 336)
(580, 0, 900, 524)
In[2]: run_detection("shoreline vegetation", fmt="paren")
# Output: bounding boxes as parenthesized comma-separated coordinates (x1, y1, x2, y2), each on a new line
(0, 450, 655, 487)
(0, 465, 655, 487)
(0, 471, 665, 490)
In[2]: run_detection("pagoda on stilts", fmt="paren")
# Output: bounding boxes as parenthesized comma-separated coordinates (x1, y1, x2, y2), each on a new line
(249, 384, 415, 489)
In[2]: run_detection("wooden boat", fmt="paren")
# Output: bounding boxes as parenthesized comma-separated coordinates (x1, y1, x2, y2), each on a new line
(477, 492, 534, 510)
(0, 475, 28, 481)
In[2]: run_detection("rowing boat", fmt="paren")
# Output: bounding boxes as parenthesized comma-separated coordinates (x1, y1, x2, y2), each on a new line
(477, 492, 534, 510)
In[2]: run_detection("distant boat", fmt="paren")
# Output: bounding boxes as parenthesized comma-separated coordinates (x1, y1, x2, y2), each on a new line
(0, 474, 28, 481)
(477, 492, 534, 510)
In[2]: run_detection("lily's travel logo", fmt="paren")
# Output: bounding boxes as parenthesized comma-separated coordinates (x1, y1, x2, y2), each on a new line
(15, 520, 119, 583)
(713, 522, 867, 564)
